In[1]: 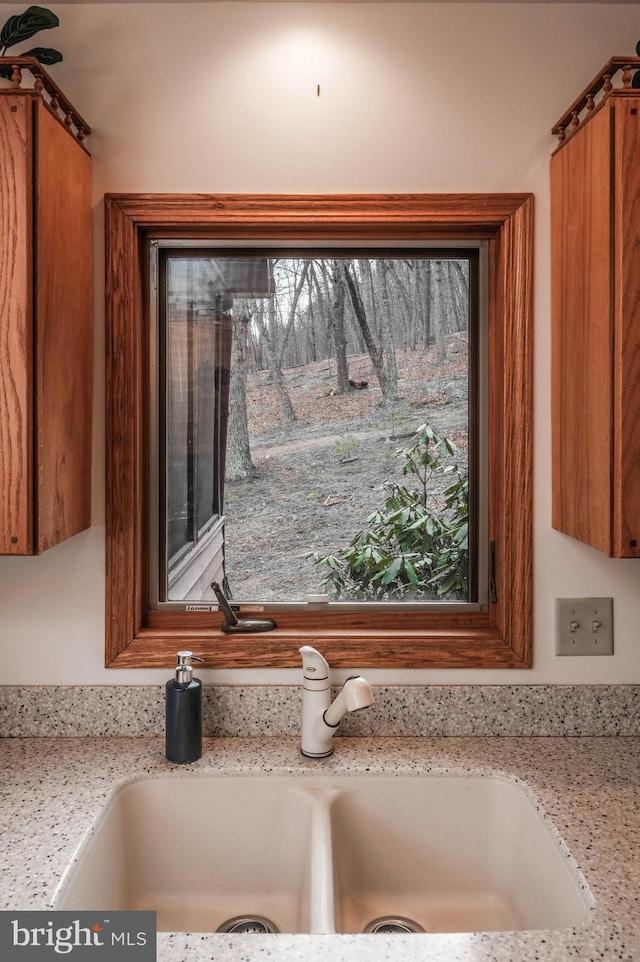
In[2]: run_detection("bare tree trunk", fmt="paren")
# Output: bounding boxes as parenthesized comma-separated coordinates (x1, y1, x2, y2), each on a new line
(430, 261, 447, 364)
(307, 279, 318, 362)
(383, 261, 411, 350)
(276, 261, 310, 369)
(448, 260, 469, 333)
(343, 262, 391, 398)
(310, 261, 333, 359)
(379, 261, 398, 397)
(316, 260, 349, 392)
(409, 263, 420, 351)
(421, 261, 432, 351)
(257, 299, 297, 423)
(359, 259, 378, 345)
(225, 305, 257, 481)
(330, 260, 350, 393)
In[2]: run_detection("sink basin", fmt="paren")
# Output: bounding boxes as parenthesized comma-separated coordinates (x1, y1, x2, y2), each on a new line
(330, 775, 590, 933)
(54, 777, 315, 933)
(54, 774, 591, 934)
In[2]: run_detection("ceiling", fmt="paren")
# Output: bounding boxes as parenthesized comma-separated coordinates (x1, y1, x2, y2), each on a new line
(0, 0, 637, 5)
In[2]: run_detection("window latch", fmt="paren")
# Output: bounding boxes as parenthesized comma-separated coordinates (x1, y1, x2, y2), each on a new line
(211, 581, 277, 633)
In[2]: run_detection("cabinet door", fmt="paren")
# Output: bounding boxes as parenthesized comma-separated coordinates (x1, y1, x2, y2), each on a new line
(0, 95, 92, 555)
(551, 103, 614, 554)
(0, 96, 34, 554)
(35, 100, 92, 552)
(612, 98, 640, 557)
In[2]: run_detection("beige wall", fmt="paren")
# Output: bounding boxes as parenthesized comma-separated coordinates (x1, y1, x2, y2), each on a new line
(1, 2, 639, 685)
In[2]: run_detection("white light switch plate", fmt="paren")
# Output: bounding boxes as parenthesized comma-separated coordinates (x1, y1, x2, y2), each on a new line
(554, 598, 614, 656)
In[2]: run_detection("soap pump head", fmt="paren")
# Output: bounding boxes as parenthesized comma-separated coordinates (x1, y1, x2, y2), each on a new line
(174, 650, 204, 684)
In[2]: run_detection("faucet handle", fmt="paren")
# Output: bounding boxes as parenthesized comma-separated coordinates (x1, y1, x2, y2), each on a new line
(299, 646, 330, 684)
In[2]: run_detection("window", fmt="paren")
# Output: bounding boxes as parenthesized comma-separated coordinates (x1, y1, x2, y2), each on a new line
(153, 247, 482, 609)
(105, 194, 533, 669)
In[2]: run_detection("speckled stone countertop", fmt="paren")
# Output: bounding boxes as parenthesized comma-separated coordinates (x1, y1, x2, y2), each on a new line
(1, 736, 638, 961)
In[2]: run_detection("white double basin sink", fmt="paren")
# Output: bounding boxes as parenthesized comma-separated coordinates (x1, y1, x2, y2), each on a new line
(54, 773, 591, 935)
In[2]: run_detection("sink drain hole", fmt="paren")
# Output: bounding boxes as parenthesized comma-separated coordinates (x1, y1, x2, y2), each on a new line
(217, 915, 279, 934)
(363, 916, 425, 934)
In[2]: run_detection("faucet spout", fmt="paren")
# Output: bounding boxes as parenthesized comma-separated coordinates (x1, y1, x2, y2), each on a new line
(323, 675, 374, 727)
(299, 646, 374, 758)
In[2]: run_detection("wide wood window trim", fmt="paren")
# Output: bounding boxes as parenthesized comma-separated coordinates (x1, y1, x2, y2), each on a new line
(105, 193, 533, 669)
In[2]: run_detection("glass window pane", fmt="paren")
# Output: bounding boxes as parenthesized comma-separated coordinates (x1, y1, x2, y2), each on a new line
(194, 316, 217, 535)
(158, 251, 479, 607)
(165, 261, 192, 563)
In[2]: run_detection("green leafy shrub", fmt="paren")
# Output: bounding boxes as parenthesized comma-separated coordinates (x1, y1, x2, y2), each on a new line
(313, 424, 469, 601)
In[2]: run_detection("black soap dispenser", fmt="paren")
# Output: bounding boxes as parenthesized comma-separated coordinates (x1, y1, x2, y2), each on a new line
(165, 651, 204, 763)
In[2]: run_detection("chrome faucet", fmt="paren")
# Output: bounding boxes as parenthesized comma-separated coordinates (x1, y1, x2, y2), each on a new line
(299, 646, 374, 758)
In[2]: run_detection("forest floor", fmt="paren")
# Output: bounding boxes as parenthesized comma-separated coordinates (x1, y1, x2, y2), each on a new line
(223, 341, 468, 601)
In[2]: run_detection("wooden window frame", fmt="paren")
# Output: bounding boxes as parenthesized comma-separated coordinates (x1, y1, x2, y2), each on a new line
(105, 193, 533, 669)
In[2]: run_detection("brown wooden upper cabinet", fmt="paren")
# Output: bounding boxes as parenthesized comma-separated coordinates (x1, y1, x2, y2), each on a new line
(551, 58, 640, 558)
(0, 62, 92, 555)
